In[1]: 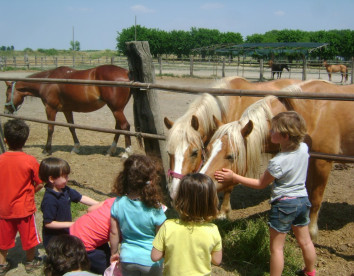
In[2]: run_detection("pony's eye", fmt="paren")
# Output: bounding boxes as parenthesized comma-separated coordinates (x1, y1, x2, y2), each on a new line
(225, 154, 235, 161)
(191, 149, 198, 157)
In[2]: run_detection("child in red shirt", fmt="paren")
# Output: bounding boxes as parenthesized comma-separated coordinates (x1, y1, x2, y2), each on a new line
(0, 119, 43, 274)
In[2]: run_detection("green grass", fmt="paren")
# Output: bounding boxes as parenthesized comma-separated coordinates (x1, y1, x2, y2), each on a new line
(214, 216, 303, 276)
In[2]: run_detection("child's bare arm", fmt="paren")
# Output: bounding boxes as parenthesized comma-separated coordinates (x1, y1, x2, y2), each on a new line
(87, 201, 104, 212)
(151, 247, 164, 262)
(34, 183, 43, 193)
(211, 250, 222, 265)
(80, 195, 99, 206)
(110, 217, 120, 262)
(45, 221, 74, 229)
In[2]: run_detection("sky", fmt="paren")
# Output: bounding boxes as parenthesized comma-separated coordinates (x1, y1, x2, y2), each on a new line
(1, 0, 353, 51)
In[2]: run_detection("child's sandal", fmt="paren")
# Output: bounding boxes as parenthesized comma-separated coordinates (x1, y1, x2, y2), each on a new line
(0, 262, 11, 276)
(24, 257, 43, 273)
(295, 269, 316, 276)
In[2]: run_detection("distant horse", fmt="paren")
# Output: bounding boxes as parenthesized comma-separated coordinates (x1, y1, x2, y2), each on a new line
(200, 79, 354, 240)
(164, 76, 301, 212)
(4, 65, 132, 156)
(268, 60, 289, 79)
(323, 60, 348, 83)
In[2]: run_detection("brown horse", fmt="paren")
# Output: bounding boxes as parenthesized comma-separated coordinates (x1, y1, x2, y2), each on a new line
(323, 60, 348, 83)
(4, 65, 132, 156)
(164, 76, 301, 211)
(200, 79, 354, 240)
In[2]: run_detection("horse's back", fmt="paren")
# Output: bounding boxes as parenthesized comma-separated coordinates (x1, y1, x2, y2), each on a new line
(94, 65, 130, 81)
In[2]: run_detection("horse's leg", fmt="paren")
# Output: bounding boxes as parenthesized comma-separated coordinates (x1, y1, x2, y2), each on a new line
(43, 107, 57, 155)
(219, 187, 233, 219)
(63, 111, 80, 154)
(306, 158, 333, 241)
(328, 73, 331, 81)
(108, 110, 131, 157)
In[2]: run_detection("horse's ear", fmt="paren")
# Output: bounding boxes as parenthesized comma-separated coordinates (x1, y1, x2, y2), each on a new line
(164, 117, 174, 129)
(191, 115, 199, 131)
(213, 115, 224, 128)
(5, 81, 11, 87)
(241, 120, 253, 138)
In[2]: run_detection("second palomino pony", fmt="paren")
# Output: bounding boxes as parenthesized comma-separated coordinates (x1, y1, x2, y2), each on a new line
(323, 60, 348, 83)
(164, 76, 301, 209)
(200, 80, 354, 240)
(4, 65, 132, 157)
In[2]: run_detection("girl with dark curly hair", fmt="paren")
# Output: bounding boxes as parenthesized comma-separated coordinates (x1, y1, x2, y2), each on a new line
(110, 154, 166, 276)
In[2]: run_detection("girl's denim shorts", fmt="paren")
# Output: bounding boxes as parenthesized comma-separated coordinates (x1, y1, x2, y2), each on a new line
(268, 196, 311, 233)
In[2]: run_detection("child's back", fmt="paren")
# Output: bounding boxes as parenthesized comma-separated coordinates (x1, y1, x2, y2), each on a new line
(152, 173, 222, 276)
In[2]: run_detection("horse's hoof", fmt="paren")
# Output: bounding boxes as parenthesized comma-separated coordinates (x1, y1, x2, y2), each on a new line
(42, 150, 52, 156)
(121, 152, 129, 159)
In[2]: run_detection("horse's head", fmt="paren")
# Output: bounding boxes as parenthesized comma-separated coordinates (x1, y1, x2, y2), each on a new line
(4, 81, 25, 114)
(200, 117, 253, 191)
(164, 115, 206, 199)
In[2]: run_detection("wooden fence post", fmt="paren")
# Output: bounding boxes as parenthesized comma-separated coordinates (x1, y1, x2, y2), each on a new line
(222, 57, 225, 77)
(125, 41, 170, 201)
(302, 57, 307, 81)
(260, 59, 264, 81)
(351, 57, 353, 84)
(190, 55, 194, 76)
(158, 55, 162, 75)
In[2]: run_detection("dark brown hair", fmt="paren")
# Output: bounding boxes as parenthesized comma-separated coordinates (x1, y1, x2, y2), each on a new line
(39, 157, 71, 183)
(3, 119, 29, 150)
(43, 234, 90, 276)
(112, 154, 164, 209)
(173, 173, 219, 222)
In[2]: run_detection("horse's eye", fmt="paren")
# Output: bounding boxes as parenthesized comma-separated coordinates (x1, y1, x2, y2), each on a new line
(191, 149, 198, 157)
(225, 154, 235, 161)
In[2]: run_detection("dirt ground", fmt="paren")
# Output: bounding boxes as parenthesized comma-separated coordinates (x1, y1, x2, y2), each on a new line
(0, 72, 353, 275)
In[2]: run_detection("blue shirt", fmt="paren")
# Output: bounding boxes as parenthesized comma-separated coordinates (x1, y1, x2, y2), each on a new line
(111, 196, 166, 267)
(41, 185, 82, 248)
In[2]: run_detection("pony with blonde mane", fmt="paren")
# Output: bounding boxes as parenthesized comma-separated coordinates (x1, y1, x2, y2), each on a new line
(201, 79, 354, 240)
(164, 76, 301, 209)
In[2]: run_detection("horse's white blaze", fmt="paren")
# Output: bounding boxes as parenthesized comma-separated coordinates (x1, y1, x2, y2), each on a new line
(170, 143, 188, 199)
(200, 139, 222, 174)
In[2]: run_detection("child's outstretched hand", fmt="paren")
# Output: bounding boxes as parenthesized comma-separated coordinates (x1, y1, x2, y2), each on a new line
(110, 253, 120, 264)
(214, 168, 235, 186)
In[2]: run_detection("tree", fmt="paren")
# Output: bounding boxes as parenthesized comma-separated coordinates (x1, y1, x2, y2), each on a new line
(70, 41, 80, 51)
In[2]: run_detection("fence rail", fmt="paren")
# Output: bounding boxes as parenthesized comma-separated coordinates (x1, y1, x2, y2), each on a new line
(1, 76, 353, 163)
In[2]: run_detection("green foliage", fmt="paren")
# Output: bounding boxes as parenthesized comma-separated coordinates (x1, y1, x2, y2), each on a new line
(214, 217, 302, 276)
(70, 40, 81, 51)
(37, 48, 59, 56)
(116, 26, 244, 58)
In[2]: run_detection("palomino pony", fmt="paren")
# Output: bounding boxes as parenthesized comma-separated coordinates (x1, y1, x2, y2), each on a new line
(4, 65, 132, 156)
(323, 60, 348, 83)
(200, 79, 354, 240)
(164, 76, 301, 207)
(269, 60, 289, 79)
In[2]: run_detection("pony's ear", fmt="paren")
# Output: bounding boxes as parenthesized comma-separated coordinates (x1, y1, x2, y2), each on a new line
(213, 115, 224, 128)
(164, 117, 174, 129)
(241, 120, 253, 138)
(5, 81, 11, 87)
(191, 115, 199, 131)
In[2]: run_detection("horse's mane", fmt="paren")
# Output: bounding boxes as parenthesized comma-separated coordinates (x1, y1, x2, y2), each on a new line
(283, 79, 332, 93)
(210, 95, 276, 177)
(166, 93, 228, 152)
